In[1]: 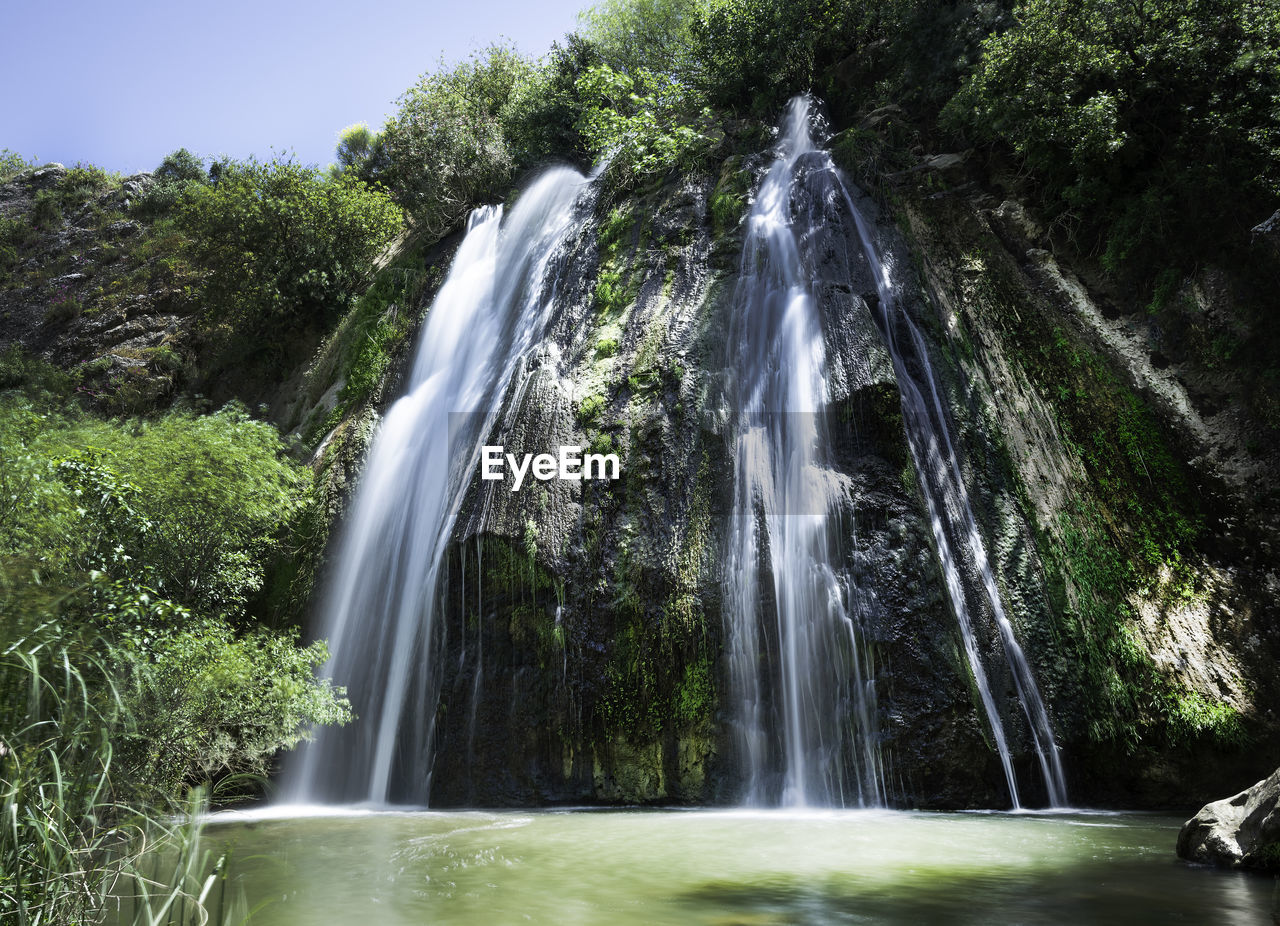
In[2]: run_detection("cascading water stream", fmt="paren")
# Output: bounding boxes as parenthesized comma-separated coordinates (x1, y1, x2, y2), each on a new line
(724, 98, 885, 808)
(285, 166, 594, 805)
(725, 96, 1066, 809)
(840, 188, 1069, 809)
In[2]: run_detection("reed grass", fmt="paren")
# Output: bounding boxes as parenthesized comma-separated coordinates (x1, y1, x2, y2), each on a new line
(1, 614, 240, 925)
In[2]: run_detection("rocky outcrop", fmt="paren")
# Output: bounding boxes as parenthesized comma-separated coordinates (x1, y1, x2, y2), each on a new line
(294, 134, 1280, 809)
(418, 152, 1035, 808)
(0, 165, 191, 412)
(1177, 768, 1280, 871)
(882, 170, 1280, 807)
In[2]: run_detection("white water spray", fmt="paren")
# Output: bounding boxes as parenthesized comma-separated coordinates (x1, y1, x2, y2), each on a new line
(286, 167, 594, 805)
(840, 184, 1068, 809)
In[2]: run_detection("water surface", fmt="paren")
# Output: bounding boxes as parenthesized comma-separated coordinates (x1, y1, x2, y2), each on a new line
(195, 809, 1275, 924)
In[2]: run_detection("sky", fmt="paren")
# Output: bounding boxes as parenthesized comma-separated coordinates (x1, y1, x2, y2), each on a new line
(2, 0, 589, 175)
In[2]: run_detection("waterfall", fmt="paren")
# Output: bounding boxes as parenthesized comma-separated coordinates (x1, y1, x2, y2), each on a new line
(723, 98, 886, 808)
(285, 166, 594, 805)
(839, 182, 1070, 810)
(724, 96, 1067, 809)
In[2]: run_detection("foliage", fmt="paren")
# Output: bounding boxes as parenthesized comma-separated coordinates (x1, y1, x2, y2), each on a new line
(0, 402, 79, 560)
(575, 64, 716, 182)
(377, 44, 564, 240)
(112, 604, 350, 792)
(335, 122, 379, 175)
(690, 0, 1007, 120)
(291, 251, 440, 447)
(0, 344, 77, 397)
(93, 406, 307, 615)
(0, 148, 35, 181)
(30, 189, 63, 229)
(0, 579, 346, 924)
(578, 0, 703, 78)
(0, 595, 157, 924)
(0, 215, 40, 274)
(134, 147, 209, 217)
(577, 393, 607, 424)
(709, 156, 751, 234)
(692, 0, 858, 113)
(173, 155, 402, 366)
(947, 0, 1280, 279)
(0, 398, 310, 618)
(0, 386, 349, 924)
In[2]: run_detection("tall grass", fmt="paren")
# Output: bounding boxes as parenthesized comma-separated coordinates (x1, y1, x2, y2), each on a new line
(0, 610, 238, 925)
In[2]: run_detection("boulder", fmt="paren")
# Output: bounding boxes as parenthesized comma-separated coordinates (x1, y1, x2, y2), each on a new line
(1251, 209, 1280, 239)
(1176, 766, 1280, 871)
(24, 163, 66, 189)
(1252, 209, 1280, 258)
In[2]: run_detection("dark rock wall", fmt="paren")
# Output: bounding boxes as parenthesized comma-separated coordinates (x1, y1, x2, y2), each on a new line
(415, 159, 1016, 808)
(894, 185, 1280, 808)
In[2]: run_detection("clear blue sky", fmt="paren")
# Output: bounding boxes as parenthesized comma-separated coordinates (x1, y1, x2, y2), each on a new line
(2, 0, 589, 175)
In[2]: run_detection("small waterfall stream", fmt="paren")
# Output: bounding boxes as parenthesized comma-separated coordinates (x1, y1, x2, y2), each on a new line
(286, 166, 594, 805)
(723, 99, 885, 808)
(842, 190, 1069, 809)
(724, 96, 1066, 809)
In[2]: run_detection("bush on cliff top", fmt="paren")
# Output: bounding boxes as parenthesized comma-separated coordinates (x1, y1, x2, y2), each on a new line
(174, 155, 402, 371)
(375, 43, 581, 240)
(947, 0, 1280, 279)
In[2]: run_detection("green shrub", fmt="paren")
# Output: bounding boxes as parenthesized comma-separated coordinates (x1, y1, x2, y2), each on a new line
(101, 595, 350, 792)
(575, 64, 716, 183)
(947, 0, 1280, 281)
(134, 147, 208, 217)
(44, 286, 82, 324)
(55, 164, 115, 201)
(0, 575, 348, 924)
(578, 0, 702, 78)
(377, 44, 562, 240)
(0, 216, 41, 276)
(577, 393, 607, 423)
(335, 122, 379, 175)
(0, 148, 35, 181)
(173, 156, 402, 369)
(31, 189, 62, 229)
(693, 0, 842, 113)
(0, 345, 77, 397)
(0, 393, 350, 923)
(1, 398, 311, 618)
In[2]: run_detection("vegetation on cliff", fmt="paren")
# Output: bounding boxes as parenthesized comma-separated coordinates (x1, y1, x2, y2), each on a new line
(0, 377, 350, 921)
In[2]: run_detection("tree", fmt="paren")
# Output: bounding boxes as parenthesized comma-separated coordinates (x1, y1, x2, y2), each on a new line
(378, 44, 550, 241)
(335, 123, 379, 175)
(174, 156, 402, 360)
(947, 0, 1280, 278)
(578, 0, 704, 78)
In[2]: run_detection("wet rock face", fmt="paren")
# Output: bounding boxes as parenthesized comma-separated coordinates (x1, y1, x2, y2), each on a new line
(415, 155, 1280, 810)
(427, 176, 736, 806)
(1178, 767, 1280, 871)
(897, 184, 1280, 807)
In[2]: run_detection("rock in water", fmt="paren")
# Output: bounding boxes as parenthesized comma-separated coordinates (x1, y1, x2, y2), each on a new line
(1177, 767, 1280, 871)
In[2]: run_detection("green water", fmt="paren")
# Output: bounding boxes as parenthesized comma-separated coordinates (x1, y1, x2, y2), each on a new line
(190, 809, 1274, 925)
